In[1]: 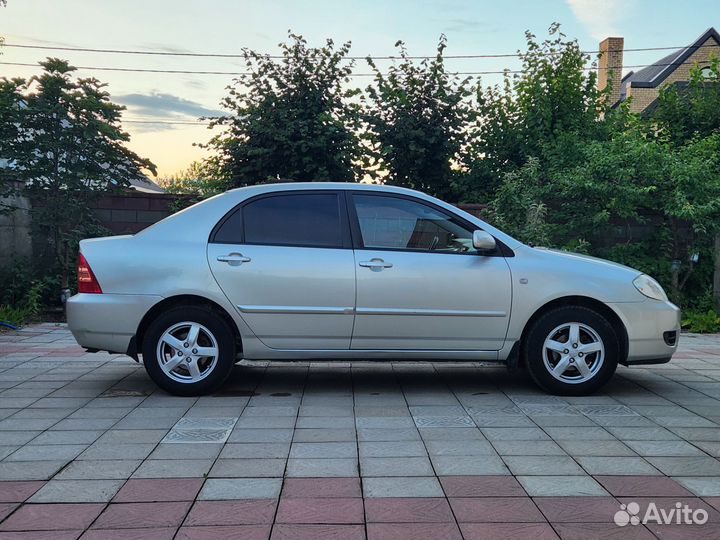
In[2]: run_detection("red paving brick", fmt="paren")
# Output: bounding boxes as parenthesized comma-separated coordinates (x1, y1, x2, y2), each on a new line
(271, 524, 366, 540)
(459, 522, 560, 540)
(366, 522, 462, 540)
(0, 482, 46, 504)
(450, 497, 546, 523)
(0, 531, 83, 540)
(281, 478, 362, 498)
(275, 498, 364, 524)
(112, 479, 204, 502)
(92, 502, 192, 529)
(617, 497, 720, 522)
(439, 475, 526, 497)
(595, 476, 694, 497)
(704, 497, 720, 512)
(534, 496, 621, 523)
(552, 522, 657, 539)
(647, 522, 720, 540)
(80, 527, 176, 540)
(0, 506, 17, 524)
(176, 525, 271, 540)
(364, 498, 454, 523)
(0, 504, 104, 532)
(184, 500, 277, 526)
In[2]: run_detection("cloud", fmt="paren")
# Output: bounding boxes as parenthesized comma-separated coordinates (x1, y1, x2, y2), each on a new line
(442, 19, 501, 35)
(115, 92, 224, 119)
(566, 0, 626, 40)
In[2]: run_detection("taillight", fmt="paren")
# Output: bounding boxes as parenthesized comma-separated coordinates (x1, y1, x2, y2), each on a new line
(78, 253, 102, 294)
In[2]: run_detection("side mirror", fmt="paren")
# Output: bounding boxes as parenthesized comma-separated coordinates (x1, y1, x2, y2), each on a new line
(472, 230, 496, 251)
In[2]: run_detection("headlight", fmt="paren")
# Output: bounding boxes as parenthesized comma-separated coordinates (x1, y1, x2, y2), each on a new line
(633, 274, 668, 301)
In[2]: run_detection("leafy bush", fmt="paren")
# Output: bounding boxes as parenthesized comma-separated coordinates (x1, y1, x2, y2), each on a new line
(682, 310, 720, 333)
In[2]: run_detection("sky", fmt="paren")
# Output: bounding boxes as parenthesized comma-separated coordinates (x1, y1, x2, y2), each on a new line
(1, 0, 719, 177)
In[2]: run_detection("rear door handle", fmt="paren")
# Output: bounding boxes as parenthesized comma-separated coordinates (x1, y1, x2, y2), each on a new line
(359, 258, 393, 271)
(217, 253, 251, 266)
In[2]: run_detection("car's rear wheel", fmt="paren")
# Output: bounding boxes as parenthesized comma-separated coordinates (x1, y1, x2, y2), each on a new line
(142, 306, 235, 396)
(523, 306, 619, 395)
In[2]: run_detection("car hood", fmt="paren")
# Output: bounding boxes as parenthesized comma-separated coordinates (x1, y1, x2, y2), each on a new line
(535, 247, 639, 274)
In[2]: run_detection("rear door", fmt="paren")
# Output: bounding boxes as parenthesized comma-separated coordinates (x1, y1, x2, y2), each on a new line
(208, 190, 356, 349)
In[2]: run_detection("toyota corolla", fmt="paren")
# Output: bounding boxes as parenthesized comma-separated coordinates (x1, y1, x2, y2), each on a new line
(67, 183, 680, 396)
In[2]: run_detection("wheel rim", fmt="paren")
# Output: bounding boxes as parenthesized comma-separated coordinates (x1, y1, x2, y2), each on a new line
(542, 322, 605, 384)
(156, 322, 219, 384)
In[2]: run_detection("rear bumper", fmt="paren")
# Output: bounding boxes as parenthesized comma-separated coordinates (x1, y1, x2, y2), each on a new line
(67, 293, 162, 354)
(608, 300, 681, 365)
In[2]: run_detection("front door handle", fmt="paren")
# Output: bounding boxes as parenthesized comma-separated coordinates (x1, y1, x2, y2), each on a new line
(217, 253, 251, 266)
(359, 258, 393, 271)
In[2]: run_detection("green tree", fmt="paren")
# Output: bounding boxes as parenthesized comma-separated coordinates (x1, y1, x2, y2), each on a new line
(0, 59, 155, 290)
(205, 33, 362, 186)
(458, 23, 609, 200)
(362, 36, 474, 199)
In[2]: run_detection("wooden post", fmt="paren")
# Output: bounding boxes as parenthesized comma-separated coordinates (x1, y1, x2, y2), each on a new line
(714, 233, 720, 313)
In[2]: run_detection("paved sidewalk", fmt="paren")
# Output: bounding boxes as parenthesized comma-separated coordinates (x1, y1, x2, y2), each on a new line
(1, 324, 720, 539)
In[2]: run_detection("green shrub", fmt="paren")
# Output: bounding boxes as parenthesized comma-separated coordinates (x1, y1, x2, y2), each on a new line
(681, 309, 720, 333)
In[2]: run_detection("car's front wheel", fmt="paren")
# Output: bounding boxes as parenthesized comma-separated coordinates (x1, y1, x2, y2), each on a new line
(142, 306, 236, 396)
(523, 306, 619, 395)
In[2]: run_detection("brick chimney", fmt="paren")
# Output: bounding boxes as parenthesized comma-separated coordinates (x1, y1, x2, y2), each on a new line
(598, 37, 624, 105)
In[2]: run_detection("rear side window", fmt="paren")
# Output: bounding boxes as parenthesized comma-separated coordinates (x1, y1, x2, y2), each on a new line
(213, 192, 343, 248)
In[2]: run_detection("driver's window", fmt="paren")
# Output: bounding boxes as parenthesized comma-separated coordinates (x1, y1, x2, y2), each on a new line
(353, 194, 477, 253)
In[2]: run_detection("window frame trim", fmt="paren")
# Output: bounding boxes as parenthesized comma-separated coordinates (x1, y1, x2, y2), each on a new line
(345, 191, 512, 257)
(209, 189, 353, 250)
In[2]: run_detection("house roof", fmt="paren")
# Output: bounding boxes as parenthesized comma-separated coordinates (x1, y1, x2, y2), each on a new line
(620, 27, 720, 101)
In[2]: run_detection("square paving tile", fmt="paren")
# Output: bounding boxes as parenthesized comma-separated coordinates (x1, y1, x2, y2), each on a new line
(80, 527, 177, 540)
(360, 457, 434, 477)
(184, 500, 277, 526)
(459, 522, 559, 540)
(533, 496, 621, 522)
(275, 497, 364, 524)
(209, 458, 286, 478)
(576, 456, 660, 476)
(439, 475, 526, 497)
(92, 501, 192, 529)
(131, 459, 214, 478)
(113, 478, 204, 502)
(199, 478, 282, 500)
(364, 497, 454, 522)
(517, 475, 608, 496)
(431, 455, 509, 476)
(281, 478, 361, 498)
(594, 475, 694, 497)
(503, 456, 585, 476)
(363, 477, 444, 498)
(286, 458, 358, 477)
(29, 479, 124, 503)
(0, 503, 104, 531)
(366, 522, 460, 540)
(449, 497, 545, 522)
(176, 525, 271, 540)
(646, 456, 720, 476)
(271, 523, 364, 540)
(0, 481, 46, 502)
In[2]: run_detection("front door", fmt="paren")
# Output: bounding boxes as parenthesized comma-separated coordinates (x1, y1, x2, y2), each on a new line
(348, 192, 512, 350)
(208, 191, 355, 349)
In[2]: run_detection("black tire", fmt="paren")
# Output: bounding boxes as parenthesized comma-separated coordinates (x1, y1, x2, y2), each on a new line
(523, 306, 619, 396)
(142, 305, 236, 396)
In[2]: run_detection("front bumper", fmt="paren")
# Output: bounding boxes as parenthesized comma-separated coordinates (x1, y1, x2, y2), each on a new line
(607, 300, 681, 365)
(67, 293, 162, 354)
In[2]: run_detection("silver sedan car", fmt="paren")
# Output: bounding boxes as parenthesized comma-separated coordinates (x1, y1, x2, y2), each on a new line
(67, 183, 680, 396)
